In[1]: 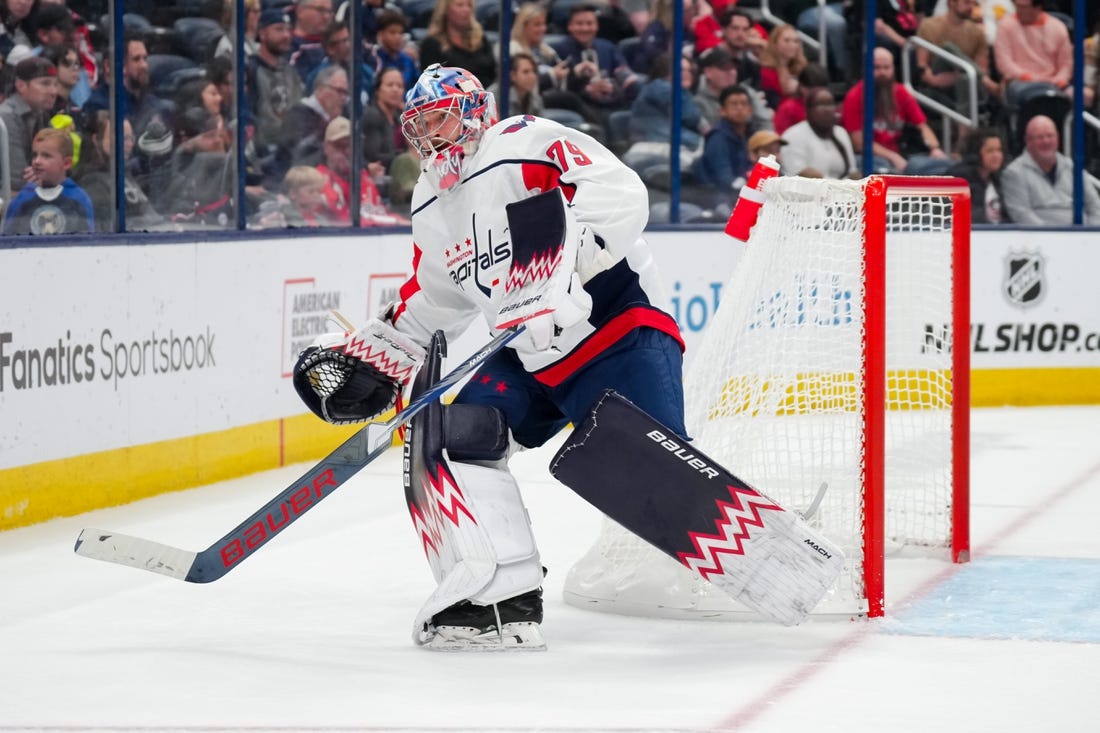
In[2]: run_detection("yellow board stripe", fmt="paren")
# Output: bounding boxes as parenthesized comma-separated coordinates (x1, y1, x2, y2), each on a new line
(0, 415, 361, 531)
(970, 367, 1100, 406)
(2, 367, 1099, 532)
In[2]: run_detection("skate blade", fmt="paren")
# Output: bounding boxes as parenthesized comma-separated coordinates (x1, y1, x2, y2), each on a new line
(425, 621, 547, 652)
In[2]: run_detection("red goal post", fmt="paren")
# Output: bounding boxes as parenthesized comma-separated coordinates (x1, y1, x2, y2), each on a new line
(564, 175, 971, 620)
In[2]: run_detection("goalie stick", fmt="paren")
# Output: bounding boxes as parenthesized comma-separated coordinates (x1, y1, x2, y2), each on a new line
(73, 326, 524, 583)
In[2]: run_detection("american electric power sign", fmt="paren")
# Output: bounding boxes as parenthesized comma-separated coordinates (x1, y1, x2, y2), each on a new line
(0, 326, 217, 393)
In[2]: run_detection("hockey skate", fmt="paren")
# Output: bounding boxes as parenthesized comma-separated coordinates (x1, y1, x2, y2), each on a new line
(424, 588, 546, 652)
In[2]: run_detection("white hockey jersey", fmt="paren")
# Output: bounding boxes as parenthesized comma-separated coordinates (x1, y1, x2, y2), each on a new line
(392, 114, 683, 384)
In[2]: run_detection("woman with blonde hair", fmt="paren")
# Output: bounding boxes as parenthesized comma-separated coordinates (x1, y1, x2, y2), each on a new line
(759, 23, 807, 110)
(509, 2, 568, 91)
(419, 0, 496, 86)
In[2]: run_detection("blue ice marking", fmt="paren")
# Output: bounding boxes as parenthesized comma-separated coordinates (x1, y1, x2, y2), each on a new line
(883, 556, 1100, 643)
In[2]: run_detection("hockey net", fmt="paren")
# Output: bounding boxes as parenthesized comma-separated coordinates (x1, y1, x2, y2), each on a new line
(564, 175, 970, 619)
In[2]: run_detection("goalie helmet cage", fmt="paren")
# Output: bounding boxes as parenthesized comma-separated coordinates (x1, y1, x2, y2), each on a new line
(563, 175, 970, 619)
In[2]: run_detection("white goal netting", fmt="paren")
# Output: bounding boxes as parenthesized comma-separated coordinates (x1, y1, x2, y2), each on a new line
(564, 176, 965, 618)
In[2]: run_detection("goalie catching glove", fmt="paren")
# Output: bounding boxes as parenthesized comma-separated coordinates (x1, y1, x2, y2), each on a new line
(293, 315, 426, 424)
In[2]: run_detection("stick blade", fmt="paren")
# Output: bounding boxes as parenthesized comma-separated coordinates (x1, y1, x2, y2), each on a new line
(75, 529, 198, 581)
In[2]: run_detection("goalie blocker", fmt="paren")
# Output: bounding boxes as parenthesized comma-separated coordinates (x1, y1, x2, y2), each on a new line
(551, 391, 845, 626)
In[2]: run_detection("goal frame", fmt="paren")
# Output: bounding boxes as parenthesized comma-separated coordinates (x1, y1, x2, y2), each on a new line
(860, 175, 971, 617)
(562, 174, 972, 621)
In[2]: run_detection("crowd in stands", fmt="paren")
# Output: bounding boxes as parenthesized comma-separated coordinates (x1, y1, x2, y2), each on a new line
(0, 0, 1098, 234)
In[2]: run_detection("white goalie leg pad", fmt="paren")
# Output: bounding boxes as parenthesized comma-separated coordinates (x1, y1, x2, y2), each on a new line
(411, 458, 543, 646)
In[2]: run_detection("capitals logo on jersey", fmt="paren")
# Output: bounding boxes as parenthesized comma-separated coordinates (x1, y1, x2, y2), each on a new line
(446, 215, 512, 298)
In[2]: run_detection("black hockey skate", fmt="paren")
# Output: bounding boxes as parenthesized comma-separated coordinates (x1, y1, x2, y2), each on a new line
(426, 588, 546, 651)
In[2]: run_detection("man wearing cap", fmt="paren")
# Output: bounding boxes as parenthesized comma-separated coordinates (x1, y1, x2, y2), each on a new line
(695, 46, 771, 133)
(316, 115, 407, 226)
(747, 130, 787, 168)
(0, 56, 59, 191)
(245, 8, 306, 153)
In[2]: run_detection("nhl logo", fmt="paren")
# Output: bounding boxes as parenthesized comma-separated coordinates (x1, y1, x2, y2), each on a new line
(1004, 250, 1045, 308)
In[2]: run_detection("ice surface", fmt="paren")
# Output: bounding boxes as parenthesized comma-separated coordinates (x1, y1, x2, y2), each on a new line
(1, 406, 1099, 732)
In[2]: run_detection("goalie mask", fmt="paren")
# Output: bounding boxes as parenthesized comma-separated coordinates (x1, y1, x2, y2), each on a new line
(400, 64, 497, 193)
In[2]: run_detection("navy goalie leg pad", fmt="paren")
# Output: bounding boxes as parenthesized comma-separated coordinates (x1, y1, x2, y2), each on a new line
(549, 390, 845, 626)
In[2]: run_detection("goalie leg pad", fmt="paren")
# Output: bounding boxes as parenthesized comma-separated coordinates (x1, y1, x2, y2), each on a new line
(409, 459, 545, 648)
(404, 332, 543, 648)
(549, 390, 845, 626)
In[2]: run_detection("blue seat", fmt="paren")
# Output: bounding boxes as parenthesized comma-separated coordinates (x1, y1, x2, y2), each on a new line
(173, 17, 225, 63)
(147, 54, 200, 99)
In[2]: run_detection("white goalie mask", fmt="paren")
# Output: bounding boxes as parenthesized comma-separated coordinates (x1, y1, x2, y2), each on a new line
(400, 64, 497, 194)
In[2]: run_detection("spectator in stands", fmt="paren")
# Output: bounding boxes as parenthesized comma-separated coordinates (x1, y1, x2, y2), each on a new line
(694, 46, 771, 134)
(280, 165, 338, 226)
(628, 0, 675, 75)
(777, 0, 850, 81)
(841, 47, 952, 174)
(205, 56, 234, 118)
(935, 0, 1016, 44)
(553, 4, 640, 129)
(40, 43, 81, 121)
(306, 20, 373, 106)
(780, 88, 859, 179)
(62, 3, 99, 96)
(916, 0, 1001, 113)
(490, 51, 544, 117)
(946, 126, 1009, 223)
(0, 0, 36, 63)
(371, 9, 418, 91)
(510, 2, 568, 92)
(73, 110, 163, 232)
(85, 35, 172, 149)
(691, 0, 723, 54)
(177, 78, 226, 127)
(758, 24, 807, 110)
(863, 0, 921, 61)
(245, 9, 305, 156)
(28, 3, 69, 47)
(214, 0, 259, 59)
(289, 0, 334, 83)
(160, 107, 234, 225)
(317, 115, 407, 226)
(993, 0, 1073, 109)
(774, 62, 828, 134)
(215, 0, 261, 60)
(0, 55, 56, 192)
(277, 64, 349, 168)
(419, 0, 497, 87)
(338, 0, 396, 46)
(3, 126, 93, 234)
(509, 2, 592, 125)
(746, 129, 787, 168)
(363, 65, 418, 203)
(596, 0, 639, 45)
(715, 8, 764, 89)
(692, 85, 760, 197)
(628, 52, 704, 148)
(1001, 115, 1100, 225)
